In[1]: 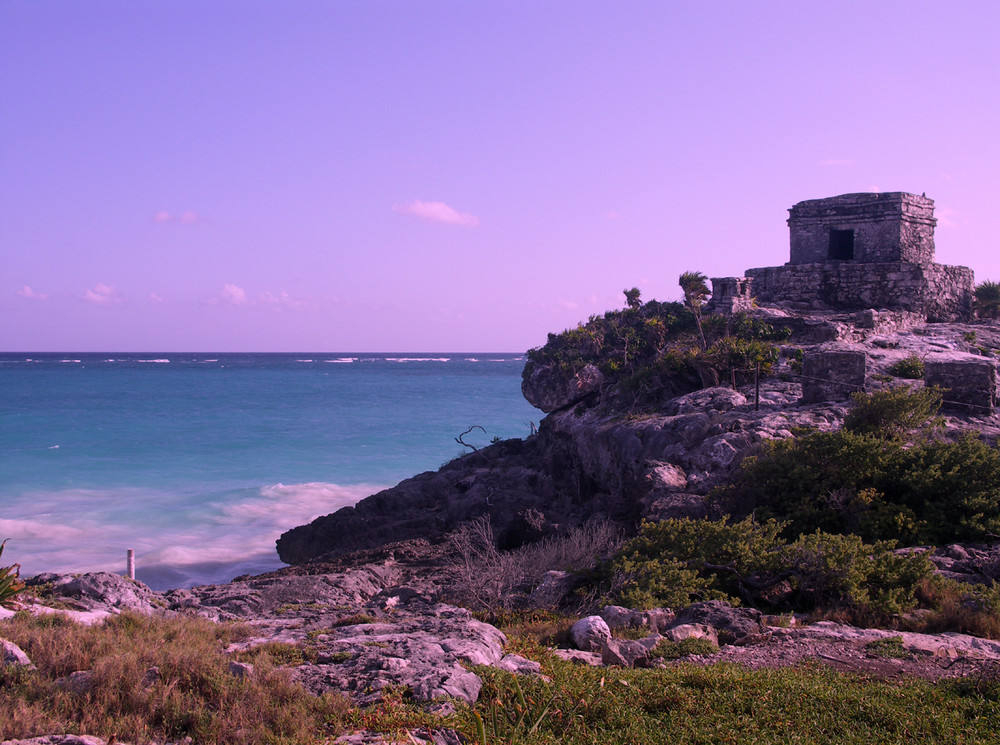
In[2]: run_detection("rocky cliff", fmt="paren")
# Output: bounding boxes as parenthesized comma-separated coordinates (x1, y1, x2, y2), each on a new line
(277, 306, 1000, 566)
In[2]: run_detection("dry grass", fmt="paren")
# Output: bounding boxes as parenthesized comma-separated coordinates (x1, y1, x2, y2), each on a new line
(0, 610, 351, 744)
(902, 576, 1000, 639)
(446, 517, 623, 615)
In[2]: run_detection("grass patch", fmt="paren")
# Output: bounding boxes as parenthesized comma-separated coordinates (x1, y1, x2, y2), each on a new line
(650, 637, 718, 660)
(611, 626, 651, 641)
(456, 648, 1000, 744)
(232, 641, 315, 666)
(484, 609, 577, 652)
(865, 636, 909, 659)
(887, 355, 925, 379)
(0, 611, 350, 744)
(330, 613, 376, 627)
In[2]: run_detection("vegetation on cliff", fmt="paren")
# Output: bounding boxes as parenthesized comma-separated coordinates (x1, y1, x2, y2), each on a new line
(612, 516, 932, 619)
(719, 386, 1000, 545)
(0, 539, 25, 608)
(976, 279, 1000, 319)
(523, 282, 790, 411)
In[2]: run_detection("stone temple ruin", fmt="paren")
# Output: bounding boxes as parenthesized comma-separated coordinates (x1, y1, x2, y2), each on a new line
(708, 192, 995, 414)
(710, 192, 975, 322)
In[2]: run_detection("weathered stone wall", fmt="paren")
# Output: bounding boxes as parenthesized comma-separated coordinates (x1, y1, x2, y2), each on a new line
(800, 348, 867, 404)
(788, 192, 936, 265)
(745, 262, 974, 322)
(707, 276, 755, 315)
(924, 355, 997, 414)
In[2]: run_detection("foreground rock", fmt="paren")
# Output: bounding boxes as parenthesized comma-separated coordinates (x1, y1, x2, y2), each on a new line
(159, 568, 530, 705)
(1, 638, 35, 669)
(24, 572, 160, 615)
(291, 604, 505, 704)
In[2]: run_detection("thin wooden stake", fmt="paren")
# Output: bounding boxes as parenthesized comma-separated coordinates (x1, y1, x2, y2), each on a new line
(755, 362, 761, 411)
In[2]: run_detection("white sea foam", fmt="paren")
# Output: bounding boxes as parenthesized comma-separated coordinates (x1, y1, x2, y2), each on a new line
(137, 359, 170, 363)
(385, 357, 451, 362)
(0, 517, 89, 541)
(325, 358, 357, 363)
(2, 482, 380, 590)
(296, 359, 314, 363)
(60, 359, 81, 363)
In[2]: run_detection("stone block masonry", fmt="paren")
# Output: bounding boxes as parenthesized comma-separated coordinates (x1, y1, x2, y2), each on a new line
(788, 192, 936, 265)
(924, 355, 997, 414)
(800, 349, 867, 404)
(745, 262, 975, 322)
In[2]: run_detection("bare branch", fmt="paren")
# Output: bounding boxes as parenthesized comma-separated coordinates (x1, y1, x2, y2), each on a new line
(455, 425, 487, 452)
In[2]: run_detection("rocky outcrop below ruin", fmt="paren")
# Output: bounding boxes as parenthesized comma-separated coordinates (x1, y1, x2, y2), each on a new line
(278, 312, 1000, 567)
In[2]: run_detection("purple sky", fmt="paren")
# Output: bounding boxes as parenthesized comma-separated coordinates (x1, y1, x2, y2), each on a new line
(3, 1, 999, 352)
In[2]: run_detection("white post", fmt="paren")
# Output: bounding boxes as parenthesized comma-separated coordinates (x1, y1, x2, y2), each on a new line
(126, 549, 135, 580)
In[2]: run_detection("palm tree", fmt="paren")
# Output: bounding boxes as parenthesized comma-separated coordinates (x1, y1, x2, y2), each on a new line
(623, 287, 642, 309)
(975, 280, 1000, 320)
(679, 271, 710, 350)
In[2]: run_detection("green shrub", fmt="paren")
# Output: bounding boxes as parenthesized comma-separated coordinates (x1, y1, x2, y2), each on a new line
(0, 540, 25, 608)
(613, 516, 785, 608)
(781, 532, 931, 616)
(719, 387, 1000, 545)
(706, 336, 779, 386)
(975, 279, 1000, 319)
(887, 355, 925, 380)
(842, 385, 941, 440)
(725, 427, 1000, 545)
(610, 517, 932, 618)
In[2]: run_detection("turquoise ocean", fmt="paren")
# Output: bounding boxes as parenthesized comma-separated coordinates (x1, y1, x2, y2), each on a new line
(0, 353, 538, 590)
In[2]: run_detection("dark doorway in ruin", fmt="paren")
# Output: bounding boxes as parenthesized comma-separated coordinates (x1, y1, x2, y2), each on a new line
(828, 229, 855, 260)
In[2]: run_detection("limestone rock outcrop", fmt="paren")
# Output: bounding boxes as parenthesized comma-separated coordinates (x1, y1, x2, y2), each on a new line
(521, 361, 606, 413)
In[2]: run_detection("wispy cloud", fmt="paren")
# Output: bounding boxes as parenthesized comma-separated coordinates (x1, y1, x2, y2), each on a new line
(83, 283, 124, 306)
(393, 199, 480, 227)
(818, 158, 853, 167)
(259, 290, 314, 310)
(153, 210, 205, 224)
(936, 206, 963, 228)
(148, 293, 166, 303)
(17, 285, 48, 301)
(208, 284, 315, 310)
(220, 284, 249, 305)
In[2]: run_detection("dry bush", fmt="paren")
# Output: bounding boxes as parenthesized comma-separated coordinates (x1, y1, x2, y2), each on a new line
(902, 576, 1000, 639)
(0, 611, 350, 744)
(446, 517, 622, 615)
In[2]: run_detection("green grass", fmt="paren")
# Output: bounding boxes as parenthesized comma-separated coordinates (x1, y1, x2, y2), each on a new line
(6, 609, 1000, 744)
(864, 636, 909, 659)
(651, 637, 718, 660)
(457, 648, 1000, 744)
